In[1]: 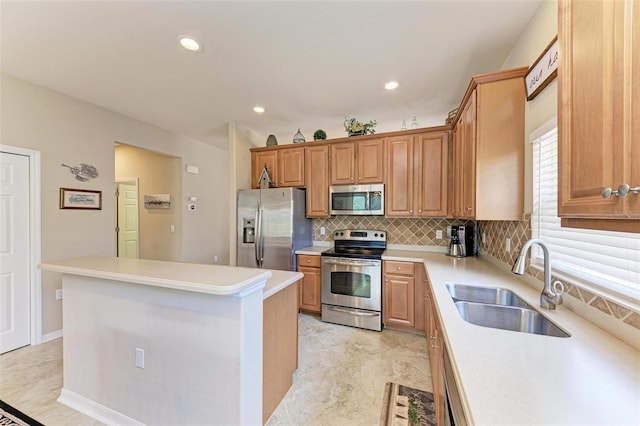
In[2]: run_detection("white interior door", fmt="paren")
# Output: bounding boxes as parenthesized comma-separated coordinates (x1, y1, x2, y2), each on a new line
(116, 181, 139, 258)
(0, 152, 30, 353)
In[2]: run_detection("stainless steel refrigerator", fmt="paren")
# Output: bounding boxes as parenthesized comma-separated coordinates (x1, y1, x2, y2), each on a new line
(237, 187, 312, 271)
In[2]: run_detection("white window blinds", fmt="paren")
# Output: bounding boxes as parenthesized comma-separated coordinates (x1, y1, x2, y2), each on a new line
(531, 126, 640, 299)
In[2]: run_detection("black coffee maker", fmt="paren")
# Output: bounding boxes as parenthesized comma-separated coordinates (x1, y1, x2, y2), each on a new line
(446, 225, 475, 257)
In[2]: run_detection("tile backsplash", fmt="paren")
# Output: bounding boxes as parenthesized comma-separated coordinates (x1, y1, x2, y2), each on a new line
(479, 220, 640, 338)
(312, 216, 469, 247)
(312, 215, 639, 342)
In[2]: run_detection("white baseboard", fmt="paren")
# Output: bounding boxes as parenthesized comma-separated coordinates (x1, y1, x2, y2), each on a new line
(58, 388, 144, 426)
(41, 329, 63, 343)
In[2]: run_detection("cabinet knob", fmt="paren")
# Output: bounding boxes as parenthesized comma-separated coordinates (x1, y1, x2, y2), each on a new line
(307, 259, 311, 263)
(429, 335, 436, 340)
(602, 183, 640, 199)
(466, 207, 472, 211)
(431, 343, 438, 349)
(397, 267, 401, 270)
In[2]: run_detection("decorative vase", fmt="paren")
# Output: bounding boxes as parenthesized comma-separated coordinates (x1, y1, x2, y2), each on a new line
(293, 128, 305, 143)
(266, 134, 278, 146)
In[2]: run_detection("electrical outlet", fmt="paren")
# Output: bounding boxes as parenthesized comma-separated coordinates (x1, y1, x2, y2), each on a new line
(505, 237, 511, 253)
(136, 348, 145, 368)
(320, 226, 326, 235)
(55, 289, 63, 300)
(435, 230, 443, 240)
(213, 255, 219, 263)
(187, 204, 196, 211)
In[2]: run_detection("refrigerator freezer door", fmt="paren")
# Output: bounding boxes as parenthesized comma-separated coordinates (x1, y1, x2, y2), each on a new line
(260, 188, 295, 271)
(237, 189, 260, 268)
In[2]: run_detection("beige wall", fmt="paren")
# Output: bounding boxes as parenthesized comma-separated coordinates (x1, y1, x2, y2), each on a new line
(115, 145, 181, 261)
(1, 73, 230, 335)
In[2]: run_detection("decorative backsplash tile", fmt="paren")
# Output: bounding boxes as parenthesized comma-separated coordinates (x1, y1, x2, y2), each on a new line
(479, 220, 640, 333)
(312, 217, 471, 247)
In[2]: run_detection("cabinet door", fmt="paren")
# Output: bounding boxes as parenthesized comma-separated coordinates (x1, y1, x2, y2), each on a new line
(558, 0, 626, 218)
(305, 144, 330, 218)
(631, 1, 640, 218)
(298, 265, 321, 313)
(330, 142, 356, 185)
(357, 138, 385, 183)
(426, 297, 445, 426)
(385, 135, 414, 216)
(278, 147, 305, 187)
(461, 90, 477, 218)
(415, 131, 449, 217)
(383, 272, 415, 327)
(251, 150, 277, 189)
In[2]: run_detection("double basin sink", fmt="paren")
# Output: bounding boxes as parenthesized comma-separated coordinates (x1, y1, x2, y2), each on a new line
(446, 283, 570, 338)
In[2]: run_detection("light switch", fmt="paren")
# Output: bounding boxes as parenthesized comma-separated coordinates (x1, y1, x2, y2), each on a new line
(136, 348, 145, 368)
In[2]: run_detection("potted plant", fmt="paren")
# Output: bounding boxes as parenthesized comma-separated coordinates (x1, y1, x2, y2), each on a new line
(344, 117, 377, 136)
(313, 129, 327, 140)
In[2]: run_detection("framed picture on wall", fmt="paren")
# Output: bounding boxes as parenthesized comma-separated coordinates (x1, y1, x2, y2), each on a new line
(59, 188, 102, 210)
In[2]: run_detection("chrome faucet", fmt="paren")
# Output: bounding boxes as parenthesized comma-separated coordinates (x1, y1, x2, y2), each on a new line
(511, 238, 563, 310)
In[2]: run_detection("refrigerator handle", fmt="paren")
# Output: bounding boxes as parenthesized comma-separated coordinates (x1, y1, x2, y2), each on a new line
(255, 203, 264, 268)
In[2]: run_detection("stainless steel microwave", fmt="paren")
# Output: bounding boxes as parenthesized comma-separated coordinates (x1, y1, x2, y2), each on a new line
(329, 184, 384, 215)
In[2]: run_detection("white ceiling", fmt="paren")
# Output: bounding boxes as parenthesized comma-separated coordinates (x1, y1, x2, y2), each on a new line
(1, 0, 543, 149)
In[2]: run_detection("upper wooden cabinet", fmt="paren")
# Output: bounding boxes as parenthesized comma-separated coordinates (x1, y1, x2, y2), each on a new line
(558, 0, 639, 232)
(278, 146, 305, 187)
(305, 144, 330, 218)
(450, 68, 526, 220)
(251, 149, 277, 189)
(330, 138, 384, 185)
(251, 146, 305, 189)
(385, 130, 449, 217)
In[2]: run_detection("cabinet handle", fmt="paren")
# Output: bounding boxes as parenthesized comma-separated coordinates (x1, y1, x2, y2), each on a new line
(466, 207, 472, 211)
(431, 343, 438, 349)
(602, 183, 640, 199)
(429, 335, 436, 340)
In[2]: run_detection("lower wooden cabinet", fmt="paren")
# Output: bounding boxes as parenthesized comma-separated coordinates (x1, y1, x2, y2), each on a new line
(297, 255, 321, 313)
(383, 260, 425, 332)
(425, 286, 445, 425)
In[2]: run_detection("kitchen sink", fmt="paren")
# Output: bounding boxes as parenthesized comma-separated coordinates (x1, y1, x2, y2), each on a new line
(454, 301, 570, 338)
(446, 283, 531, 308)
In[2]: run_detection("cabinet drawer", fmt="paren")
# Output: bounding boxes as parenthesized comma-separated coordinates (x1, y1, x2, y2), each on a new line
(384, 261, 415, 276)
(297, 255, 321, 268)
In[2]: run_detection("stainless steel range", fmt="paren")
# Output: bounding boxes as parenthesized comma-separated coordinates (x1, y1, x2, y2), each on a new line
(321, 229, 386, 331)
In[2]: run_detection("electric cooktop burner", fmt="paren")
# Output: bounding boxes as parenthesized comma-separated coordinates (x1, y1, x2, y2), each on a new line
(321, 229, 386, 260)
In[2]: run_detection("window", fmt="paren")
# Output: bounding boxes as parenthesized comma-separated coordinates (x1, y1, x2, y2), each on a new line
(531, 119, 640, 302)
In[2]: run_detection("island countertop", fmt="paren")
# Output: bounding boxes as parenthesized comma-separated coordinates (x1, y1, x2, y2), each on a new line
(39, 256, 272, 296)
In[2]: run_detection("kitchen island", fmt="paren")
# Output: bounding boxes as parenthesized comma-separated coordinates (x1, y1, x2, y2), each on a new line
(39, 256, 301, 426)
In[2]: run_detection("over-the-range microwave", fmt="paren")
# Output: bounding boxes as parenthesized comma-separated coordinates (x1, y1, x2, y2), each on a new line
(329, 184, 384, 215)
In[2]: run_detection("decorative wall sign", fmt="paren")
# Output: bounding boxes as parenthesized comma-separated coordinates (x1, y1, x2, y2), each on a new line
(60, 188, 102, 210)
(61, 163, 99, 182)
(525, 36, 559, 101)
(144, 194, 171, 209)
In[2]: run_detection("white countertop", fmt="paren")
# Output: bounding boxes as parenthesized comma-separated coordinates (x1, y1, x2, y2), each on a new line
(39, 256, 272, 297)
(383, 250, 640, 426)
(263, 269, 303, 299)
(295, 245, 328, 255)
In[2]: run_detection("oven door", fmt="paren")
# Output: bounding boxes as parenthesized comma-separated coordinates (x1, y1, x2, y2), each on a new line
(321, 256, 382, 311)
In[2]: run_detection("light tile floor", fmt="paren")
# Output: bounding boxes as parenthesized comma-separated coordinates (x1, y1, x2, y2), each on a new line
(0, 313, 430, 426)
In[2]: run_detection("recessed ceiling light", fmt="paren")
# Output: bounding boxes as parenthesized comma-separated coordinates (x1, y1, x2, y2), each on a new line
(253, 106, 265, 113)
(385, 81, 399, 90)
(178, 36, 201, 52)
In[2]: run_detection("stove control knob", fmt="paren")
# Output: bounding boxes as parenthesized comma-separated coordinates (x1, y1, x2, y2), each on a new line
(374, 233, 378, 237)
(380, 233, 384, 238)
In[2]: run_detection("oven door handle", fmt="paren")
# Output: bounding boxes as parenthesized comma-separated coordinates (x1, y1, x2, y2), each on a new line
(324, 306, 380, 317)
(322, 258, 380, 267)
